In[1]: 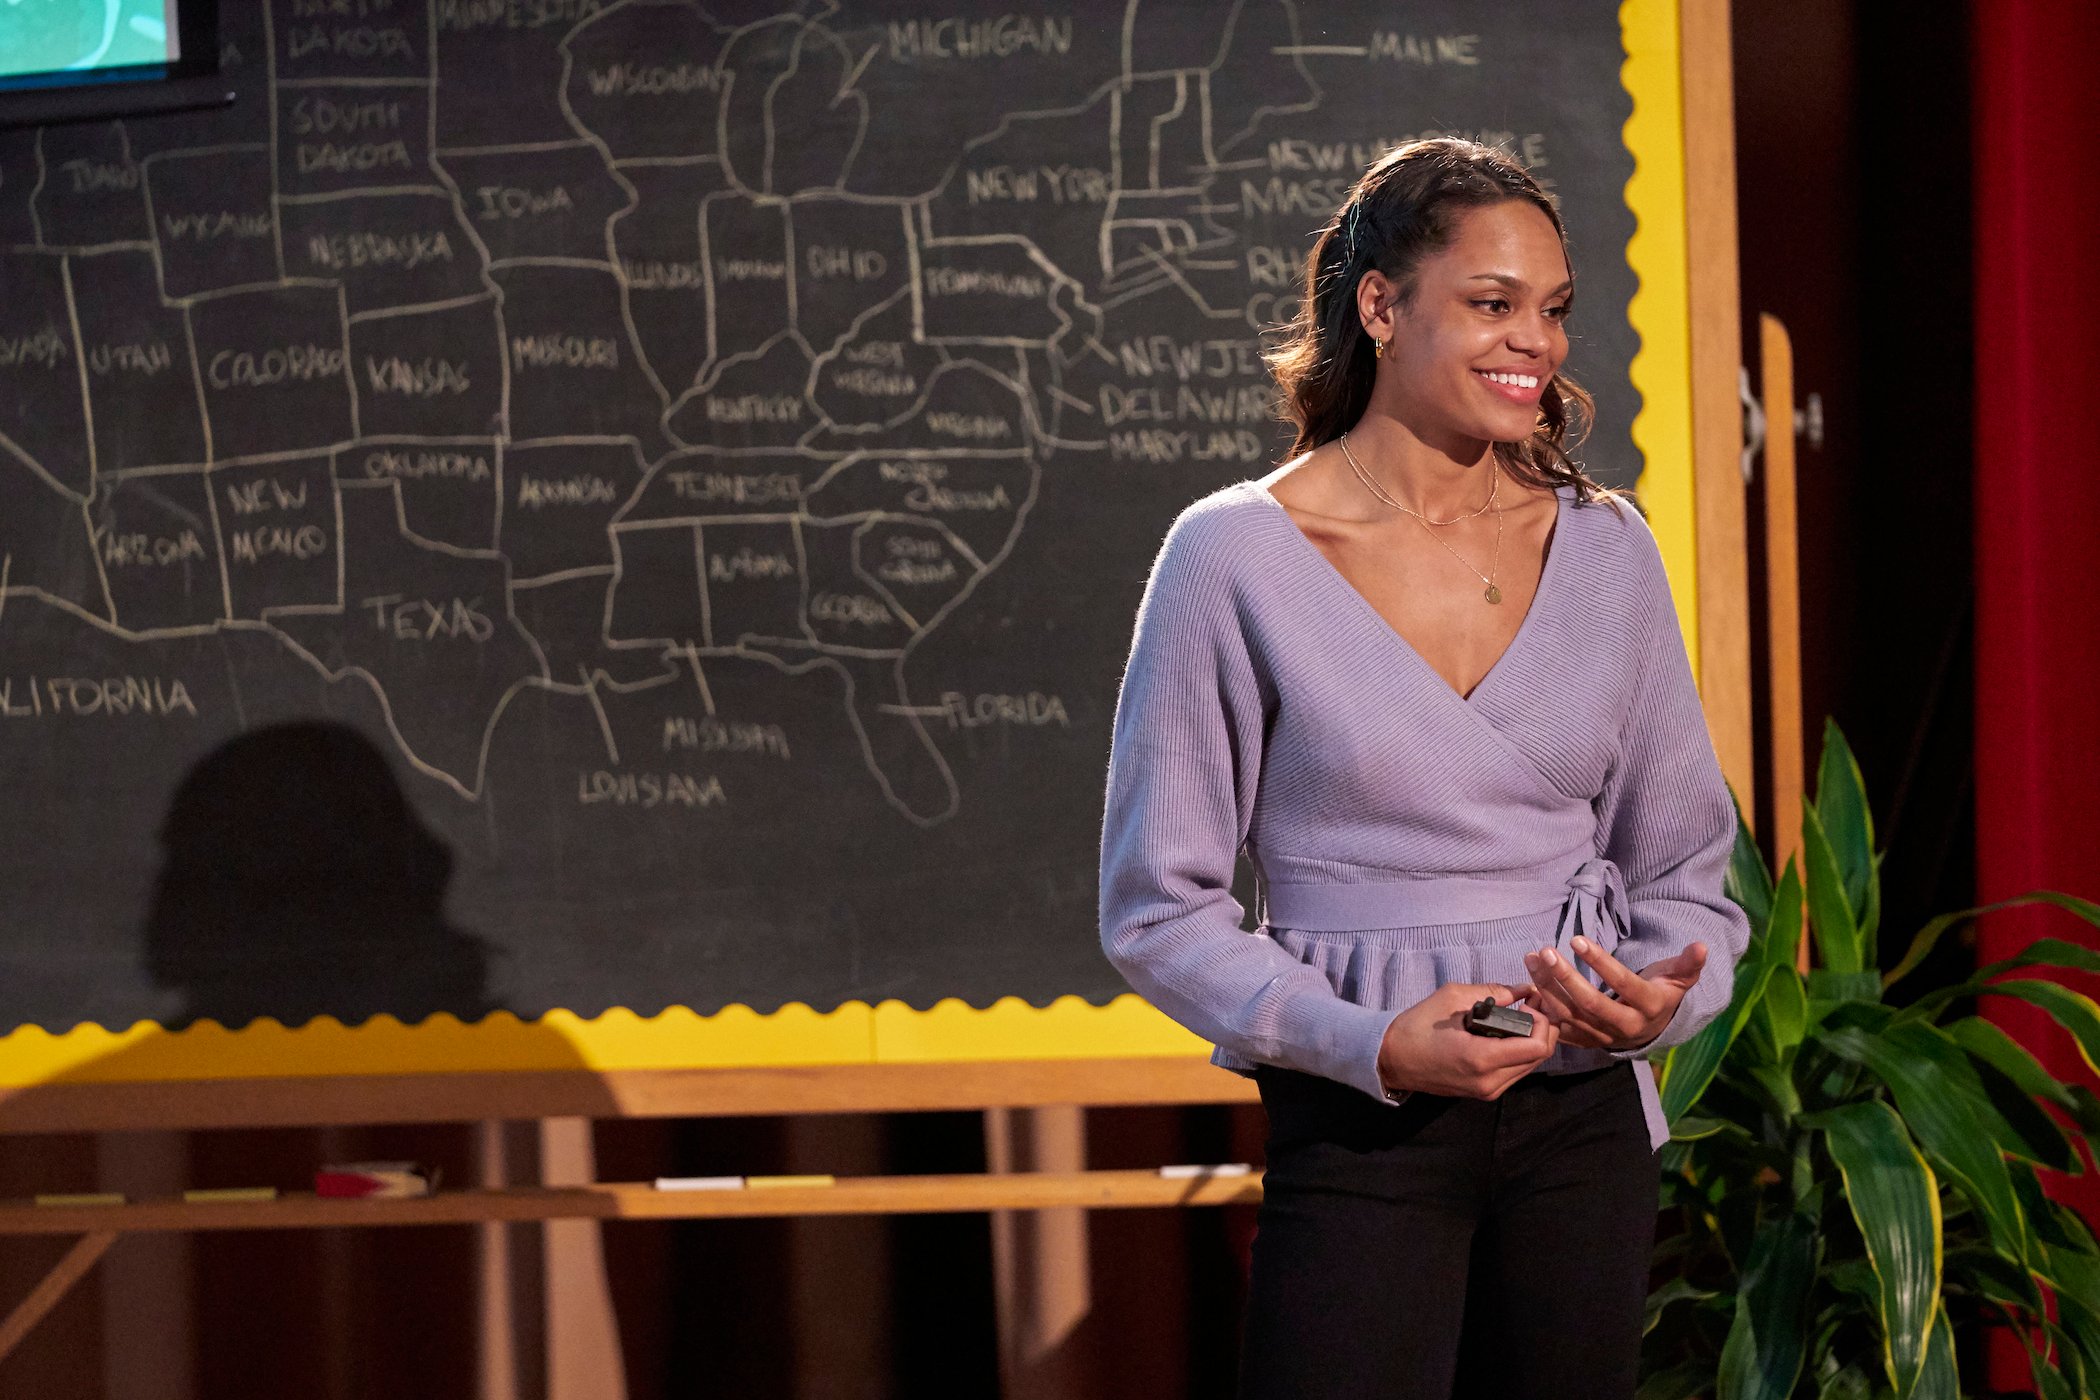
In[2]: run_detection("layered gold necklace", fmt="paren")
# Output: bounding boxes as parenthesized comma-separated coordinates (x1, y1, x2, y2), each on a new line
(1337, 432, 1505, 605)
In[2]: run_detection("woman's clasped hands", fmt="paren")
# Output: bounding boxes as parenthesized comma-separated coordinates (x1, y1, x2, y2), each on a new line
(1372, 937, 1709, 1102)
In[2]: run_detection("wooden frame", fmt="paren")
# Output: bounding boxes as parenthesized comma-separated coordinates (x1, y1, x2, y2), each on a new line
(1679, 0, 1757, 817)
(0, 1171, 1266, 1366)
(0, 1057, 1256, 1135)
(0, 1169, 1267, 1238)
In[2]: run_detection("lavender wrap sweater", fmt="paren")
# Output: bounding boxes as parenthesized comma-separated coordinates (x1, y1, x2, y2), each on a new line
(1098, 480, 1751, 1150)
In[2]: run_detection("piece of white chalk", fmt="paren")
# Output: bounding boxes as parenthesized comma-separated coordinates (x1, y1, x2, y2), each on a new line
(1157, 1163, 1254, 1179)
(653, 1175, 746, 1192)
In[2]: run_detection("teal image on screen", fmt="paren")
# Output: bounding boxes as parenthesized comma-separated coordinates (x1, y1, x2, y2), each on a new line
(0, 0, 178, 81)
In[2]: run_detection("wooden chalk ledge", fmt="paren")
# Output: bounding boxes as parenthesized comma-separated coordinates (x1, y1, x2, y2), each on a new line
(0, 1167, 1265, 1237)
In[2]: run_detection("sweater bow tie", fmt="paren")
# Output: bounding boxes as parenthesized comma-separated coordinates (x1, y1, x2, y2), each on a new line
(1553, 857, 1630, 988)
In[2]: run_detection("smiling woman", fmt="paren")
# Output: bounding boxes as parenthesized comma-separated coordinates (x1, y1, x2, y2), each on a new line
(1098, 138, 1749, 1400)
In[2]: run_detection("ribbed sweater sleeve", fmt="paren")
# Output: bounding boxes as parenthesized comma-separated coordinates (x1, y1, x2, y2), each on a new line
(1098, 506, 1402, 1101)
(1598, 515, 1753, 1059)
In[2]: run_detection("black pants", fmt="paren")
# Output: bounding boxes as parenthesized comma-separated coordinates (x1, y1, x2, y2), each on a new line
(1238, 1063, 1660, 1400)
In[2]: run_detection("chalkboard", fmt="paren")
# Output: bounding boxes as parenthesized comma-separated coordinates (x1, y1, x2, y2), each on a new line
(0, 0, 1696, 1084)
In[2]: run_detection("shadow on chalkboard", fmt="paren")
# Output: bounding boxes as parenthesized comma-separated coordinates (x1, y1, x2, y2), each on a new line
(143, 721, 496, 1033)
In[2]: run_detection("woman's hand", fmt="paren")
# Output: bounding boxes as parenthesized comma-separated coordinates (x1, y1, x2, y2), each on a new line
(1376, 982, 1560, 1100)
(1520, 937, 1708, 1052)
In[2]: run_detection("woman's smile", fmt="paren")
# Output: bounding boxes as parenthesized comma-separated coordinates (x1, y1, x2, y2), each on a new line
(1473, 366, 1548, 403)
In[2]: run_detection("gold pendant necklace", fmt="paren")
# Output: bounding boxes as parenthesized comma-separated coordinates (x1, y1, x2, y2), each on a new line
(1338, 433, 1498, 525)
(1338, 433, 1505, 603)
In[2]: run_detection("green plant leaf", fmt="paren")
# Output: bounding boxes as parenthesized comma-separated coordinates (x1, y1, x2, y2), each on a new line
(2000, 1167, 2100, 1325)
(2012, 1163, 2096, 1258)
(1971, 919, 2100, 982)
(1946, 1241, 2046, 1315)
(1726, 790, 1773, 935)
(1907, 1303, 1957, 1400)
(2027, 1319, 2088, 1400)
(1668, 1115, 1734, 1142)
(1814, 718, 1879, 948)
(1744, 1064, 1804, 1124)
(1944, 1015, 2100, 1138)
(1805, 1100, 1941, 1397)
(1637, 1359, 1713, 1400)
(1882, 907, 1973, 991)
(1645, 1275, 1719, 1337)
(2039, 1235, 2100, 1310)
(1813, 1365, 1872, 1400)
(1759, 963, 1809, 1062)
(2052, 1287, 2100, 1388)
(1931, 1019, 2083, 1171)
(1660, 958, 1777, 1125)
(1801, 800, 1864, 974)
(1976, 980, 2100, 1079)
(1816, 1021, 2034, 1267)
(1888, 895, 2100, 996)
(1760, 856, 1804, 973)
(1716, 1210, 1818, 1400)
(1809, 976, 1888, 1019)
(1825, 1256, 1880, 1309)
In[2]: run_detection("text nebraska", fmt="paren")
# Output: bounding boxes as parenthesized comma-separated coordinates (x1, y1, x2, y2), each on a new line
(307, 229, 453, 270)
(0, 676, 198, 718)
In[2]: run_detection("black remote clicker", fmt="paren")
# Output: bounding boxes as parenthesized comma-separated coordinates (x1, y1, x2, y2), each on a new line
(1465, 997, 1536, 1038)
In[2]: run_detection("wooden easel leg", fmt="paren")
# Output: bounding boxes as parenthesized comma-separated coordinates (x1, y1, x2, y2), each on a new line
(986, 1106, 1092, 1398)
(541, 1118, 628, 1400)
(0, 1231, 118, 1365)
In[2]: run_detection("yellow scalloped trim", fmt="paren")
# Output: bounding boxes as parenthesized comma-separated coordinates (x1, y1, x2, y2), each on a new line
(0, 8, 1693, 1093)
(871, 995, 1211, 1062)
(0, 995, 1207, 1085)
(1619, 0, 1701, 660)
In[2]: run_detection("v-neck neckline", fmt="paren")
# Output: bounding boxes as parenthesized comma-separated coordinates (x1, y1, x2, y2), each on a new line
(1241, 477, 1573, 709)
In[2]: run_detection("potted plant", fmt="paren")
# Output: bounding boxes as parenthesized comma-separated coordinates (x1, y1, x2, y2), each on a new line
(1640, 721, 2100, 1400)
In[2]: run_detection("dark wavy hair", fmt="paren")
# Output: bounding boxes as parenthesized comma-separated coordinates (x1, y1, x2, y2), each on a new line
(1266, 137, 1610, 501)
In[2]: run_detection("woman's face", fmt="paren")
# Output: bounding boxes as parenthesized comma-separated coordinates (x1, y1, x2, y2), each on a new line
(1359, 199, 1573, 448)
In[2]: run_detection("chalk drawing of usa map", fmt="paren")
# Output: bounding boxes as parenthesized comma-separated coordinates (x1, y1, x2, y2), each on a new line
(0, 0, 1354, 826)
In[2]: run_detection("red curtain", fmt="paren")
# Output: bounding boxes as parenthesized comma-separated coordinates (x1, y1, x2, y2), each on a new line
(1972, 0, 2100, 1385)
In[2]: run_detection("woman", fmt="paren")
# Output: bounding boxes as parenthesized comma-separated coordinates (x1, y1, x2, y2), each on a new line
(1098, 138, 1750, 1398)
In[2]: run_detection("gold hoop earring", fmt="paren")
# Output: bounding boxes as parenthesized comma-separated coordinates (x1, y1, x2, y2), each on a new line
(1373, 339, 1384, 360)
